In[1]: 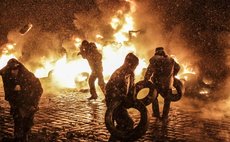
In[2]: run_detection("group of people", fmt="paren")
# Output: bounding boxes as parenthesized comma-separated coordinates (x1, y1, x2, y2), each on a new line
(78, 41, 181, 141)
(78, 41, 180, 120)
(0, 39, 180, 141)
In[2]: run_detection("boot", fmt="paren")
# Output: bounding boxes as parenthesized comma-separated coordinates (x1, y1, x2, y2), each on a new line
(87, 95, 98, 100)
(88, 85, 98, 100)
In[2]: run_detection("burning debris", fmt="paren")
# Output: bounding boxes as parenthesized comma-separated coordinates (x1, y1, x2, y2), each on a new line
(19, 23, 33, 35)
(0, 0, 229, 99)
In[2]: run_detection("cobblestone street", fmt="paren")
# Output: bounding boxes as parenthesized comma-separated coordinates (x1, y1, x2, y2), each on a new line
(0, 85, 230, 142)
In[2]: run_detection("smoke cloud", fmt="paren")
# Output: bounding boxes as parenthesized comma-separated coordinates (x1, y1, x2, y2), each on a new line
(0, 0, 229, 100)
(126, 0, 229, 98)
(148, 0, 230, 93)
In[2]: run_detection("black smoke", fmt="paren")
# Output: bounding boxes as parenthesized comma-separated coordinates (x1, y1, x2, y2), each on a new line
(148, 0, 230, 94)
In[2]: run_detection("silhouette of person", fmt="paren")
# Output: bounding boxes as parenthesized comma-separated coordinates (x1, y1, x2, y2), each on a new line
(144, 47, 180, 120)
(78, 40, 105, 100)
(105, 53, 139, 141)
(0, 58, 43, 142)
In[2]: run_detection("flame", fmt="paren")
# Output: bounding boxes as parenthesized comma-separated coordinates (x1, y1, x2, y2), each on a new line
(34, 59, 53, 78)
(0, 43, 17, 70)
(0, 54, 17, 70)
(172, 55, 196, 81)
(199, 88, 210, 95)
(34, 55, 91, 88)
(34, 1, 144, 88)
(96, 34, 103, 39)
(52, 55, 90, 88)
(181, 64, 196, 75)
(176, 64, 196, 81)
(102, 6, 146, 77)
(74, 38, 82, 48)
(110, 9, 135, 43)
(0, 1, 195, 90)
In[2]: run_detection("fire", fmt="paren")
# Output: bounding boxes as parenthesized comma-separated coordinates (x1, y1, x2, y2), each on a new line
(34, 59, 53, 78)
(110, 10, 135, 43)
(177, 64, 196, 81)
(0, 54, 17, 69)
(34, 55, 91, 88)
(171, 55, 196, 81)
(33, 2, 144, 88)
(101, 42, 146, 77)
(199, 88, 209, 95)
(0, 43, 17, 70)
(51, 55, 90, 88)
(0, 0, 195, 90)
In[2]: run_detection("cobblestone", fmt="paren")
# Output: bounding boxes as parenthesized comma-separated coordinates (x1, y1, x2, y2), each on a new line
(0, 85, 230, 142)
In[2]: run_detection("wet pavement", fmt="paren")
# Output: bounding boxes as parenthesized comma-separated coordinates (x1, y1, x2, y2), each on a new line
(0, 85, 230, 142)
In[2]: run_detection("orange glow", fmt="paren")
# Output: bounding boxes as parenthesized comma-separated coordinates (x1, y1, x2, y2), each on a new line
(199, 88, 210, 95)
(110, 9, 135, 43)
(0, 43, 17, 70)
(33, 2, 144, 88)
(0, 54, 17, 70)
(51, 55, 90, 88)
(34, 55, 91, 88)
(0, 1, 196, 90)
(172, 55, 196, 81)
(34, 59, 53, 78)
(177, 64, 196, 81)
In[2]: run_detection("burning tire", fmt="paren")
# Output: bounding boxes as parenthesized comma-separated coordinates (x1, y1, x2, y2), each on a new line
(133, 80, 156, 106)
(19, 23, 33, 35)
(169, 78, 185, 102)
(105, 100, 149, 141)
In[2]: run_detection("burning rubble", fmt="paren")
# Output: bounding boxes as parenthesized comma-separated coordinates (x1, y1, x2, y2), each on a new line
(0, 0, 229, 101)
(0, 0, 197, 97)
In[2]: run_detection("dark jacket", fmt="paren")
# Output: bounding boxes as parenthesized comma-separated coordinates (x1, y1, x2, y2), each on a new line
(144, 55, 180, 89)
(0, 59, 43, 108)
(105, 65, 135, 106)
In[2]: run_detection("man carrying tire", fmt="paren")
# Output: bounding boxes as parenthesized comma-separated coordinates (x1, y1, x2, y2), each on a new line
(105, 53, 139, 141)
(144, 47, 180, 121)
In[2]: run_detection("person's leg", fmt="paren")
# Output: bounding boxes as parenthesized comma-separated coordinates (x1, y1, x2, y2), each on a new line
(97, 72, 106, 95)
(152, 91, 160, 118)
(98, 72, 106, 102)
(88, 73, 98, 100)
(13, 113, 23, 142)
(162, 99, 171, 120)
(22, 114, 34, 142)
(162, 89, 172, 120)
